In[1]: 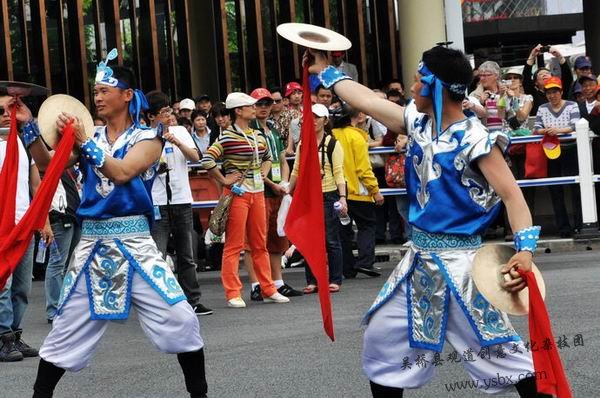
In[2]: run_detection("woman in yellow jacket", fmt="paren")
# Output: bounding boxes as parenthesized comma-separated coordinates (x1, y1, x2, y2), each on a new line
(333, 105, 384, 279)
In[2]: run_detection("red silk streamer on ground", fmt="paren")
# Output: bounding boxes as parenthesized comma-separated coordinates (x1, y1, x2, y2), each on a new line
(517, 269, 572, 397)
(284, 65, 334, 341)
(0, 115, 75, 289)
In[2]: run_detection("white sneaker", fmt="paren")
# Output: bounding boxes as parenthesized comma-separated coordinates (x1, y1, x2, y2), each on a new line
(263, 292, 290, 304)
(227, 297, 247, 308)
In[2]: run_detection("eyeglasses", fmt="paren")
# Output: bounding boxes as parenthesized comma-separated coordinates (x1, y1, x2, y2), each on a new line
(273, 99, 282, 104)
(159, 107, 173, 116)
(479, 73, 494, 78)
(0, 107, 4, 116)
(256, 100, 274, 107)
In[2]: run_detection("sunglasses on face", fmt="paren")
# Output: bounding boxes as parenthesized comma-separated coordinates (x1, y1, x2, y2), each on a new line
(272, 99, 282, 104)
(256, 100, 274, 107)
(0, 107, 4, 116)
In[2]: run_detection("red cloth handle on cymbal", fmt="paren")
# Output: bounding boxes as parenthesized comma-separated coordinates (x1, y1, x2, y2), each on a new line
(517, 269, 572, 398)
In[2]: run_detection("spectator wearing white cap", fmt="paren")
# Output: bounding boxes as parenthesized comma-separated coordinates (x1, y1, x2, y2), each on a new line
(289, 104, 346, 293)
(200, 92, 290, 308)
(179, 98, 195, 121)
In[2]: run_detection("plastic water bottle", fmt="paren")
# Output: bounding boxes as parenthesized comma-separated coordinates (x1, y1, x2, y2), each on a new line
(333, 201, 352, 226)
(49, 241, 62, 263)
(35, 240, 47, 264)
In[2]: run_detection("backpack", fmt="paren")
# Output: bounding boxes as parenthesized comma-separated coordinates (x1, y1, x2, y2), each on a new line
(319, 134, 337, 178)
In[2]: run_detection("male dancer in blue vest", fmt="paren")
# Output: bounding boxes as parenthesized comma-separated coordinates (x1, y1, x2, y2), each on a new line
(23, 49, 207, 398)
(307, 45, 549, 397)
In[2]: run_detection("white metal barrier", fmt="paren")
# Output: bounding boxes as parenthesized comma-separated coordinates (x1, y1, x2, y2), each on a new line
(190, 121, 600, 238)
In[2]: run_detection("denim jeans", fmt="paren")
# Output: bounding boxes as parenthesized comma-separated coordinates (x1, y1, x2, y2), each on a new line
(0, 241, 34, 334)
(151, 204, 202, 305)
(45, 220, 80, 321)
(306, 192, 343, 285)
(341, 200, 376, 277)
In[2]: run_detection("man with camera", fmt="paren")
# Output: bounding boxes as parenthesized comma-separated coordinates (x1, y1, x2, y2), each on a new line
(523, 44, 573, 114)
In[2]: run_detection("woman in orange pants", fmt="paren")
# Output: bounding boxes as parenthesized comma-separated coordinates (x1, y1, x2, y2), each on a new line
(200, 92, 290, 308)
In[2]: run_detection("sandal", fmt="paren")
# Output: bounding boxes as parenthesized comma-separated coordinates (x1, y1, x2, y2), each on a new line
(329, 283, 340, 293)
(303, 284, 318, 294)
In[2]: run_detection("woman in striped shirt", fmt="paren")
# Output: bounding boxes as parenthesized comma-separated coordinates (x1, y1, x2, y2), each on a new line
(200, 92, 290, 308)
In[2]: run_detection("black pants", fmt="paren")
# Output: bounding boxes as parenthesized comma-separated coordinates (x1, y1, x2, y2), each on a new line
(151, 204, 202, 305)
(547, 144, 582, 234)
(373, 167, 403, 242)
(341, 200, 376, 277)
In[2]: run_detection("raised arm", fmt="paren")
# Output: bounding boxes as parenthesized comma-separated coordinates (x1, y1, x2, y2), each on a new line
(306, 50, 406, 134)
(58, 112, 162, 185)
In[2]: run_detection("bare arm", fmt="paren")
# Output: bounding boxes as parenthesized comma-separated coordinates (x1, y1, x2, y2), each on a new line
(28, 138, 80, 172)
(164, 131, 200, 162)
(478, 146, 533, 291)
(306, 50, 406, 134)
(99, 138, 163, 185)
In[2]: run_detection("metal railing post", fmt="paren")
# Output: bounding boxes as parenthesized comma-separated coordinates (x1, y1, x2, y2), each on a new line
(574, 118, 599, 239)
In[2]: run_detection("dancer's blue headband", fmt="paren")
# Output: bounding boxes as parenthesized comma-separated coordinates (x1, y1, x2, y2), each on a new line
(95, 48, 149, 129)
(418, 61, 467, 137)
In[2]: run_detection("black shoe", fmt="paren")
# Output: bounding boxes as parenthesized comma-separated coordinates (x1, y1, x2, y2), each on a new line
(355, 267, 381, 277)
(250, 285, 263, 301)
(47, 319, 53, 325)
(14, 330, 38, 358)
(192, 303, 214, 316)
(278, 283, 304, 297)
(344, 272, 357, 279)
(0, 332, 24, 362)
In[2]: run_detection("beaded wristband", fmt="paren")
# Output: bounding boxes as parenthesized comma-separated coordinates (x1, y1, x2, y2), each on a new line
(514, 226, 541, 253)
(21, 120, 41, 147)
(80, 138, 106, 168)
(317, 65, 352, 89)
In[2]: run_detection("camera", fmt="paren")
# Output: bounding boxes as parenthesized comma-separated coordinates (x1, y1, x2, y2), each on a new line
(501, 79, 512, 86)
(540, 45, 551, 53)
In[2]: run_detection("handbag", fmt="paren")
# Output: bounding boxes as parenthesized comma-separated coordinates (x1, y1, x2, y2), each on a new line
(385, 154, 406, 188)
(208, 167, 250, 236)
(524, 142, 547, 178)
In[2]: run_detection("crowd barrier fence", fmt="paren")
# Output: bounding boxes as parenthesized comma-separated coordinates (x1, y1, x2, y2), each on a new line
(189, 120, 600, 239)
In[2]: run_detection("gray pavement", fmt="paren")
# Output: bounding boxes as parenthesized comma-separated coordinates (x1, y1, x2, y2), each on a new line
(1, 250, 599, 397)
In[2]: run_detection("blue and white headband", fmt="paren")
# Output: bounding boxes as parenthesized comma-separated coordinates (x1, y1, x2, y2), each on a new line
(95, 48, 149, 129)
(418, 61, 467, 137)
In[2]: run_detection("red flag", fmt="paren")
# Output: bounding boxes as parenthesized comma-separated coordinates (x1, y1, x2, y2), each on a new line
(517, 269, 572, 397)
(0, 108, 75, 289)
(284, 65, 334, 341)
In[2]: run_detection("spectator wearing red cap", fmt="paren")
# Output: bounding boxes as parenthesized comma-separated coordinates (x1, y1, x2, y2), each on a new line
(533, 77, 581, 237)
(331, 51, 358, 81)
(282, 82, 304, 155)
(273, 82, 303, 154)
(243, 88, 302, 300)
(523, 44, 573, 114)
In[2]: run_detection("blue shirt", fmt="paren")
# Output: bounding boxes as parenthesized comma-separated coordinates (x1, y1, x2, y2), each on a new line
(77, 125, 159, 223)
(403, 101, 509, 236)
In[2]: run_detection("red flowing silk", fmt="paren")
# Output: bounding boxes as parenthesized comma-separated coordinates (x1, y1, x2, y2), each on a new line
(0, 109, 75, 289)
(284, 65, 334, 341)
(517, 269, 572, 397)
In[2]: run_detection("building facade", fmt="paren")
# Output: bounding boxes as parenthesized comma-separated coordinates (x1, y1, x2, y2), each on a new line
(0, 0, 402, 108)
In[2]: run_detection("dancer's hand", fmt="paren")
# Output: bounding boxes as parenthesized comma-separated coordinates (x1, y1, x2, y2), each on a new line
(500, 251, 533, 293)
(303, 49, 330, 75)
(57, 113, 87, 145)
(7, 97, 33, 123)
